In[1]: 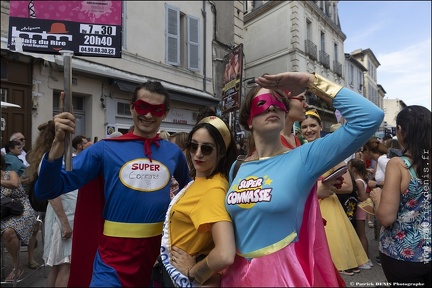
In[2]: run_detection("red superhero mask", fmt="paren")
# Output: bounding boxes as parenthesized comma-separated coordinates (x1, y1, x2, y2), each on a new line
(248, 93, 288, 125)
(133, 99, 166, 117)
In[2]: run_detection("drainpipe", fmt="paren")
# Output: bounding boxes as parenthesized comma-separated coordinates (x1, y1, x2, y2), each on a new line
(202, 0, 207, 93)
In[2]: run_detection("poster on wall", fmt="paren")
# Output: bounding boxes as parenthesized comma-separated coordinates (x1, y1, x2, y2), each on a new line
(8, 0, 122, 58)
(221, 44, 243, 115)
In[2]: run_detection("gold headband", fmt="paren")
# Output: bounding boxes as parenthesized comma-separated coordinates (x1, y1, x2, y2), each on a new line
(305, 109, 321, 121)
(198, 116, 231, 149)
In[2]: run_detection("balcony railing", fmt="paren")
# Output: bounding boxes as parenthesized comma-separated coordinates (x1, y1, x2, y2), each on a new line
(333, 60, 342, 76)
(319, 50, 330, 69)
(305, 39, 317, 61)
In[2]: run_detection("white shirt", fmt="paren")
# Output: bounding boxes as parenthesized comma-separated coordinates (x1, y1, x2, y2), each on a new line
(375, 154, 390, 183)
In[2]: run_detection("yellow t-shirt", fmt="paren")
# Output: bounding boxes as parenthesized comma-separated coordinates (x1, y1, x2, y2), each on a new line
(169, 173, 231, 256)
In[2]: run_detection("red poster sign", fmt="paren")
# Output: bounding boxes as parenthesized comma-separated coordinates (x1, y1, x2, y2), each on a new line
(221, 44, 243, 115)
(8, 0, 123, 57)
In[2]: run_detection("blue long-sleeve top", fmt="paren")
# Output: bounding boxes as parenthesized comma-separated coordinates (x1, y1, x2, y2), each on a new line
(226, 87, 384, 257)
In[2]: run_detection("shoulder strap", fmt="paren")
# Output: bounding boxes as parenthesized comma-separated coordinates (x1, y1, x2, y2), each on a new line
(400, 156, 417, 178)
(232, 155, 246, 179)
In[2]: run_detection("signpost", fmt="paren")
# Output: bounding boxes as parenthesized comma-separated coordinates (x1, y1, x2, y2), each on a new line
(221, 44, 243, 135)
(221, 44, 243, 115)
(8, 1, 123, 170)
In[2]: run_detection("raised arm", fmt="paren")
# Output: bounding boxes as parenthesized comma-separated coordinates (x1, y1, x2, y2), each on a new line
(257, 72, 384, 178)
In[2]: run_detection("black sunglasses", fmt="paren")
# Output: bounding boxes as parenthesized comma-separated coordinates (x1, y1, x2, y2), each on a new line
(187, 142, 215, 156)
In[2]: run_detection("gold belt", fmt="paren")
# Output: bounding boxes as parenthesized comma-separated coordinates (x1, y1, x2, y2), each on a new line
(103, 220, 163, 238)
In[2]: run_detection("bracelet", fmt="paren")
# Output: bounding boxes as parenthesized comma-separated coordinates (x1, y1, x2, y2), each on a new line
(306, 73, 343, 102)
(187, 265, 194, 282)
(194, 257, 215, 285)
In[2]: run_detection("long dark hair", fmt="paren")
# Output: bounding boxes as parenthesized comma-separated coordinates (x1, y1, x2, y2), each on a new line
(186, 121, 238, 180)
(396, 105, 431, 179)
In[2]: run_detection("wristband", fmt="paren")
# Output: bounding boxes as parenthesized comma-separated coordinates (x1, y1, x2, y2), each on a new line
(375, 181, 380, 187)
(306, 73, 343, 102)
(193, 257, 214, 285)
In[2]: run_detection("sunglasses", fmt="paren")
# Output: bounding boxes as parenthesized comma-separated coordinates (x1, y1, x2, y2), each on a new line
(187, 142, 215, 156)
(15, 138, 25, 141)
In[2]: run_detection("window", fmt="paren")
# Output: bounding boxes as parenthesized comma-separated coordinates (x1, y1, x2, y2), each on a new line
(334, 42, 338, 61)
(320, 31, 325, 51)
(358, 70, 363, 90)
(349, 64, 354, 86)
(117, 102, 131, 116)
(187, 16, 199, 71)
(166, 5, 180, 65)
(166, 4, 200, 71)
(306, 19, 312, 40)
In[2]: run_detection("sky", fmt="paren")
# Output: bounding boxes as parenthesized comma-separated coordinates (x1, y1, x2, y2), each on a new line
(338, 1, 431, 110)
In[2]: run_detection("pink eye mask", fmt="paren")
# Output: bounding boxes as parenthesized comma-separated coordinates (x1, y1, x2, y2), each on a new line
(133, 99, 166, 117)
(248, 93, 287, 125)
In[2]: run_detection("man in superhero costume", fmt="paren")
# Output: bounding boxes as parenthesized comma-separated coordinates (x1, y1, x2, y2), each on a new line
(35, 81, 191, 287)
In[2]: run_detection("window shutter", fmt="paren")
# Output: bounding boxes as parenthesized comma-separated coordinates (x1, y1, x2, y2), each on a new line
(166, 5, 179, 65)
(187, 16, 199, 71)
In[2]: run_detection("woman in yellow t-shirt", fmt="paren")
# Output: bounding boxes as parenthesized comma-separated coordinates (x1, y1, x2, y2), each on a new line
(159, 116, 238, 287)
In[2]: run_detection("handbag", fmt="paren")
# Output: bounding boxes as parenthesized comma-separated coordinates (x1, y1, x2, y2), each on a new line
(1, 196, 24, 219)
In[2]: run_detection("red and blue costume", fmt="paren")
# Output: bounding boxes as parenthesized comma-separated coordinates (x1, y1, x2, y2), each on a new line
(35, 133, 191, 286)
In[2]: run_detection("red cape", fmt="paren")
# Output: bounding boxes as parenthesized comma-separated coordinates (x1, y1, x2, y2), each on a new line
(68, 133, 161, 287)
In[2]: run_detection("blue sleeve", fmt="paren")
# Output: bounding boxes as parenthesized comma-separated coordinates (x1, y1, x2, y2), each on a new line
(35, 142, 103, 200)
(299, 87, 384, 178)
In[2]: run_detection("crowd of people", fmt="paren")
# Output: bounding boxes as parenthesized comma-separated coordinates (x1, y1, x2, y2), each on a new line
(1, 71, 430, 287)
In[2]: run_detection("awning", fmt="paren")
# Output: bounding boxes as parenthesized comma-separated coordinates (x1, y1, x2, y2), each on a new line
(2, 37, 220, 107)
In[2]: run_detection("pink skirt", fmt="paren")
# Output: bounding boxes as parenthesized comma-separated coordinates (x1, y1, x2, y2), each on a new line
(221, 188, 343, 287)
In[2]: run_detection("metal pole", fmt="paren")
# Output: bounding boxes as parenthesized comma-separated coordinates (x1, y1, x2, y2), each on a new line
(59, 50, 74, 171)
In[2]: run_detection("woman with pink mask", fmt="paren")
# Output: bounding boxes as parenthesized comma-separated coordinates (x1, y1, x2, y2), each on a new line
(220, 71, 383, 286)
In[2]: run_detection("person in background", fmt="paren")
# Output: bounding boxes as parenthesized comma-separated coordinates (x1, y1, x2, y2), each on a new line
(169, 132, 189, 156)
(71, 135, 91, 156)
(371, 105, 431, 285)
(159, 116, 237, 286)
(159, 130, 170, 140)
(3, 140, 26, 177)
(221, 71, 383, 286)
(363, 137, 389, 232)
(1, 132, 29, 167)
(348, 158, 374, 269)
(382, 134, 392, 146)
(109, 131, 123, 138)
(196, 107, 217, 124)
(35, 81, 191, 287)
(167, 132, 189, 198)
(386, 138, 403, 158)
(300, 109, 370, 275)
(328, 122, 359, 227)
(1, 154, 39, 282)
(27, 120, 79, 287)
(363, 137, 389, 190)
